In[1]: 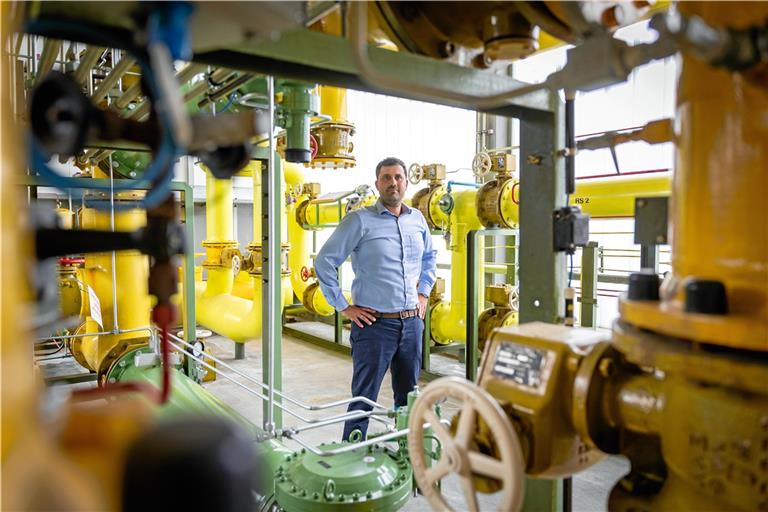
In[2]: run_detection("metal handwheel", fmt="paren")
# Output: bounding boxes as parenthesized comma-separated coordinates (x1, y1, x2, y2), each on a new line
(407, 377, 525, 512)
(408, 163, 425, 184)
(472, 151, 493, 177)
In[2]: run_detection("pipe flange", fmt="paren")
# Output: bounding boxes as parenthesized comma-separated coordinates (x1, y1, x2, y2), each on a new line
(245, 243, 291, 275)
(302, 282, 322, 314)
(477, 308, 517, 352)
(201, 240, 239, 249)
(310, 122, 356, 169)
(571, 341, 621, 454)
(295, 199, 316, 230)
(100, 339, 149, 385)
(476, 177, 517, 228)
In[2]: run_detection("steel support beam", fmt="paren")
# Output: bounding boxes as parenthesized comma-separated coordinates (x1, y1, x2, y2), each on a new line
(194, 29, 552, 118)
(255, 141, 283, 431)
(519, 93, 566, 324)
(580, 242, 599, 328)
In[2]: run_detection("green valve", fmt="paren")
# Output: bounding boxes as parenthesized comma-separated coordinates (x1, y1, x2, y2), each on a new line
(274, 442, 412, 512)
(277, 81, 319, 164)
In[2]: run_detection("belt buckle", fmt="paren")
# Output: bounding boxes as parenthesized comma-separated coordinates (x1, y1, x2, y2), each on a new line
(399, 310, 407, 319)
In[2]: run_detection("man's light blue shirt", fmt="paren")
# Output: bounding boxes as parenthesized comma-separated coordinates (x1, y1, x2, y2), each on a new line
(315, 200, 437, 313)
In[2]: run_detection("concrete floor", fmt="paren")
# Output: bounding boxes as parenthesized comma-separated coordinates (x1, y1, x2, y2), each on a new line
(200, 328, 629, 512)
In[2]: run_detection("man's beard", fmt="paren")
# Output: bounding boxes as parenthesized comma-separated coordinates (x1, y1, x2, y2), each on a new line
(380, 192, 401, 208)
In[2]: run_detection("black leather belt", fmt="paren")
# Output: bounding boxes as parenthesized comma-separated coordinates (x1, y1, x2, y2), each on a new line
(373, 309, 419, 319)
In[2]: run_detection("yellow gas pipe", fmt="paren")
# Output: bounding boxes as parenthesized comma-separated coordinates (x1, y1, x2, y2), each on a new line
(619, 4, 768, 350)
(425, 172, 671, 345)
(195, 170, 259, 342)
(571, 172, 671, 217)
(285, 162, 350, 316)
(430, 190, 484, 344)
(196, 162, 294, 341)
(76, 174, 151, 374)
(310, 9, 356, 170)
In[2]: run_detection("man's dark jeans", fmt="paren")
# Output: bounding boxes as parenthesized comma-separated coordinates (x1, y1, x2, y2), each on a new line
(342, 316, 423, 441)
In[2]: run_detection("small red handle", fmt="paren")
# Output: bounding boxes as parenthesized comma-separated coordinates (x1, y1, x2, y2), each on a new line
(58, 257, 85, 266)
(309, 134, 319, 161)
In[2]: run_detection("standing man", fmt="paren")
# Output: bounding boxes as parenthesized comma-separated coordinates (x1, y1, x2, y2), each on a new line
(315, 157, 437, 440)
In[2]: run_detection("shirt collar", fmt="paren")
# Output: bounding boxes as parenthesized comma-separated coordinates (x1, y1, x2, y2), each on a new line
(375, 199, 411, 216)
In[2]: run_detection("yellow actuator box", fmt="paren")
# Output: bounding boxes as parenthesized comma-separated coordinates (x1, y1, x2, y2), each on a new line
(477, 322, 608, 477)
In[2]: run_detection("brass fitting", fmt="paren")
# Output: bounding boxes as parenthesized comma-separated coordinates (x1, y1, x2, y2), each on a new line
(423, 164, 447, 184)
(302, 282, 322, 314)
(245, 242, 291, 276)
(490, 152, 515, 176)
(412, 184, 448, 231)
(310, 122, 356, 169)
(201, 240, 241, 272)
(430, 277, 446, 303)
(477, 284, 518, 350)
(476, 153, 518, 228)
(301, 182, 321, 199)
(408, 163, 446, 185)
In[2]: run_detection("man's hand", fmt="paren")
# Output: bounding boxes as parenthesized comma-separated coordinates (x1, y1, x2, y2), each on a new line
(417, 294, 428, 319)
(341, 305, 377, 328)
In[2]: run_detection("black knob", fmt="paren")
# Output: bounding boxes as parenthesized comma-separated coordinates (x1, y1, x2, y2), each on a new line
(29, 71, 92, 157)
(198, 143, 252, 179)
(627, 271, 660, 301)
(122, 417, 258, 512)
(685, 279, 728, 315)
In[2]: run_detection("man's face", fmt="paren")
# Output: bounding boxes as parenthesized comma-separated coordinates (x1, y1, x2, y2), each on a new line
(376, 164, 408, 207)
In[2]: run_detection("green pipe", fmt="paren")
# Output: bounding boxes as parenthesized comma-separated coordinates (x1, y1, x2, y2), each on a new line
(108, 347, 292, 500)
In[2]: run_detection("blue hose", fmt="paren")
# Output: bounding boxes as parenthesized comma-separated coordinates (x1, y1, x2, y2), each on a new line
(446, 181, 481, 193)
(25, 16, 181, 209)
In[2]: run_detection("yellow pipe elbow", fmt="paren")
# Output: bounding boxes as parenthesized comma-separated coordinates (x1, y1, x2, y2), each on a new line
(231, 271, 254, 300)
(430, 190, 484, 344)
(196, 292, 258, 341)
(285, 161, 339, 316)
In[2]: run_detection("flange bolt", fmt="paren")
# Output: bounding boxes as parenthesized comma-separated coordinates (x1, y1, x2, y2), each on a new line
(627, 271, 660, 301)
(685, 279, 728, 315)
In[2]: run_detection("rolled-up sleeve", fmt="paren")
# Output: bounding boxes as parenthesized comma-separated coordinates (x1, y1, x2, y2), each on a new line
(417, 219, 437, 297)
(315, 213, 363, 311)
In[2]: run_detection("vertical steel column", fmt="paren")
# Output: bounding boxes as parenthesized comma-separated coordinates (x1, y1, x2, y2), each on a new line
(235, 343, 245, 360)
(262, 76, 282, 432)
(580, 242, 599, 328)
(519, 95, 566, 323)
(334, 268, 343, 345)
(640, 244, 658, 272)
(467, 228, 517, 382)
(518, 95, 568, 512)
(421, 304, 431, 371)
(177, 182, 197, 373)
(505, 233, 518, 286)
(466, 230, 482, 382)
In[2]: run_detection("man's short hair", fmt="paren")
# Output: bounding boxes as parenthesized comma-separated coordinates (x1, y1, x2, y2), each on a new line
(375, 157, 406, 178)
